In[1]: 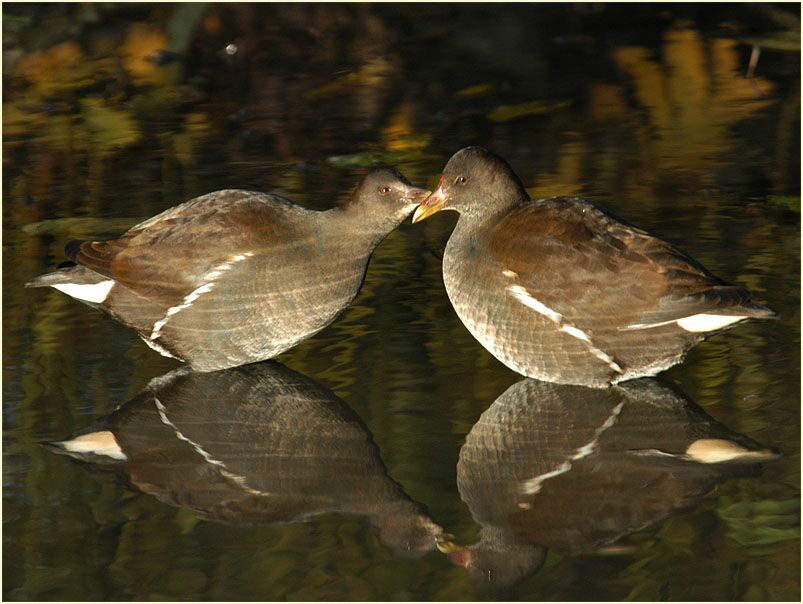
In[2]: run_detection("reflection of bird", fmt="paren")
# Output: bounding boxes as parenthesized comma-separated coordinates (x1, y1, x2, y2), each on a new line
(47, 361, 443, 558)
(413, 147, 776, 387)
(441, 377, 777, 587)
(26, 171, 429, 371)
(437, 527, 546, 589)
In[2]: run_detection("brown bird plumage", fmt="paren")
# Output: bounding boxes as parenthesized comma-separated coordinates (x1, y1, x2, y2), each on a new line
(27, 170, 429, 371)
(412, 147, 775, 387)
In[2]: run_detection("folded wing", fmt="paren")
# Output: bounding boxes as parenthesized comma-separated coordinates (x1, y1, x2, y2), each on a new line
(487, 198, 775, 334)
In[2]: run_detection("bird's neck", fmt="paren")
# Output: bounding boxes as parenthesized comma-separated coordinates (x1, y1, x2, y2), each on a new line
(327, 204, 409, 249)
(456, 191, 528, 232)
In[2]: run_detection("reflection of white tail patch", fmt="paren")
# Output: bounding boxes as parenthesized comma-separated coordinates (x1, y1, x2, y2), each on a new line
(629, 440, 778, 463)
(520, 401, 625, 495)
(53, 280, 114, 304)
(685, 439, 776, 463)
(677, 314, 745, 333)
(625, 313, 745, 332)
(57, 431, 127, 460)
(150, 252, 254, 342)
(506, 284, 622, 373)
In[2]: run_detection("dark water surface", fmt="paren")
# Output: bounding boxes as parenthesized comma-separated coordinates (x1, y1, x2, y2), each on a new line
(3, 4, 800, 601)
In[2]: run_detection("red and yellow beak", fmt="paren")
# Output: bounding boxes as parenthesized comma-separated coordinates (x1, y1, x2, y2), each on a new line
(412, 178, 448, 223)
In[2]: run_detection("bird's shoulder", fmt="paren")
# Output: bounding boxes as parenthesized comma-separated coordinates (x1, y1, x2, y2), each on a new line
(122, 189, 316, 243)
(484, 197, 718, 284)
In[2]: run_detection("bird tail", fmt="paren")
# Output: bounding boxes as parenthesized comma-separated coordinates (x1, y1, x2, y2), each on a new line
(25, 264, 104, 289)
(25, 265, 115, 305)
(729, 302, 777, 320)
(43, 430, 127, 463)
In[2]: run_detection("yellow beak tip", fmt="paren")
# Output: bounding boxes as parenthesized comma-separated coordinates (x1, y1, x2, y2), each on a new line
(411, 202, 443, 224)
(436, 541, 454, 554)
(435, 534, 459, 554)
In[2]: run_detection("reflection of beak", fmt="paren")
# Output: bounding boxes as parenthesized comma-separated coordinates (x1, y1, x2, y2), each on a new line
(436, 535, 471, 567)
(411, 187, 447, 223)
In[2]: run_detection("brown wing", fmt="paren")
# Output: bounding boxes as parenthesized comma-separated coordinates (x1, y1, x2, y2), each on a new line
(72, 190, 313, 307)
(486, 198, 770, 331)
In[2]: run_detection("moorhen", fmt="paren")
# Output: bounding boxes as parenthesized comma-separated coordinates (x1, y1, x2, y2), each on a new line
(27, 169, 429, 371)
(412, 147, 775, 387)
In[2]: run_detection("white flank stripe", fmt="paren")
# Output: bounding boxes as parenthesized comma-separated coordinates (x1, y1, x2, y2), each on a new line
(676, 314, 745, 333)
(591, 350, 622, 373)
(506, 285, 563, 322)
(139, 335, 181, 360)
(560, 324, 590, 342)
(150, 252, 254, 341)
(152, 396, 265, 496)
(506, 284, 622, 374)
(58, 431, 127, 460)
(520, 401, 624, 495)
(52, 280, 114, 304)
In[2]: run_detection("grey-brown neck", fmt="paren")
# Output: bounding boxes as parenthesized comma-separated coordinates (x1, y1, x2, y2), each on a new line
(452, 189, 529, 235)
(327, 202, 415, 250)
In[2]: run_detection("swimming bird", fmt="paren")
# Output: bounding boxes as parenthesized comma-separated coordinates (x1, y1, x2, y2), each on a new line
(412, 147, 775, 387)
(27, 169, 429, 371)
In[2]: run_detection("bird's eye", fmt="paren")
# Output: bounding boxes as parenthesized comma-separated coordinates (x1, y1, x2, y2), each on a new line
(456, 175, 468, 185)
(378, 186, 391, 195)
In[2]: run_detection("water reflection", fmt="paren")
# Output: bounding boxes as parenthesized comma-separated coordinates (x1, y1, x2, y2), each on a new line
(48, 361, 444, 559)
(446, 378, 778, 587)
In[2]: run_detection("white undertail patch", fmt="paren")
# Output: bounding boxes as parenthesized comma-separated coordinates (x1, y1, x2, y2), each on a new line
(502, 269, 518, 279)
(52, 280, 115, 304)
(519, 401, 625, 495)
(150, 252, 254, 342)
(506, 284, 623, 374)
(624, 313, 745, 332)
(57, 431, 127, 461)
(676, 314, 745, 333)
